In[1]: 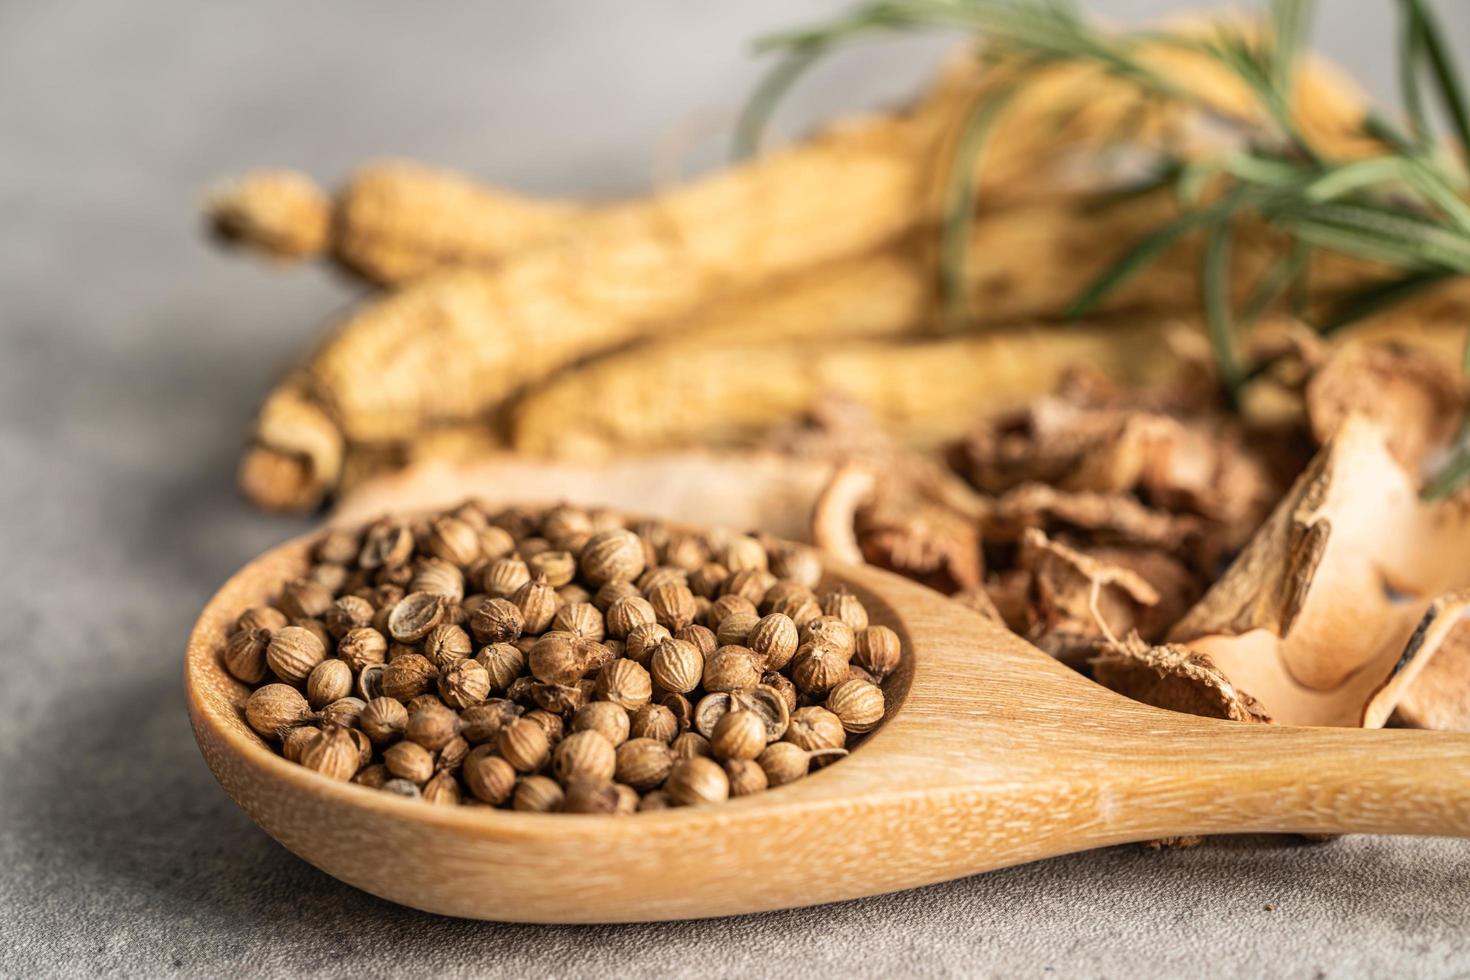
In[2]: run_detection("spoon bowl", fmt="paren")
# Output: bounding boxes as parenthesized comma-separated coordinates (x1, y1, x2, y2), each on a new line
(187, 524, 1470, 922)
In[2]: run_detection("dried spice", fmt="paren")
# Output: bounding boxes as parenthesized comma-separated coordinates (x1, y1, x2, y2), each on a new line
(224, 503, 904, 811)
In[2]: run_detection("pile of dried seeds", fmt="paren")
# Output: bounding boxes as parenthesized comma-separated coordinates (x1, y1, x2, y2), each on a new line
(225, 502, 901, 812)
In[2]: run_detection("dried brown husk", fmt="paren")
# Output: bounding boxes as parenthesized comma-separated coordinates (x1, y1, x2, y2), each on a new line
(1153, 415, 1470, 728)
(1303, 342, 1463, 471)
(949, 366, 1283, 558)
(1092, 633, 1271, 723)
(1013, 530, 1164, 665)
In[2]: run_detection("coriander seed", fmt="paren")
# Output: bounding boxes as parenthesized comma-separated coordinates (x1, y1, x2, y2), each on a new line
(709, 710, 766, 761)
(552, 730, 616, 784)
(223, 627, 271, 684)
(671, 731, 711, 760)
(512, 774, 565, 813)
(649, 637, 703, 694)
(512, 575, 558, 634)
(605, 595, 656, 640)
(476, 642, 525, 691)
(384, 740, 435, 784)
(560, 778, 620, 814)
(791, 644, 850, 695)
(306, 658, 353, 709)
(572, 700, 632, 747)
(438, 658, 491, 709)
(496, 717, 551, 772)
(785, 706, 846, 752)
(827, 679, 885, 733)
(594, 658, 652, 709)
(622, 622, 671, 665)
(579, 528, 645, 586)
(469, 596, 523, 644)
(551, 601, 605, 640)
(360, 696, 408, 744)
(458, 699, 521, 743)
(629, 703, 678, 743)
(423, 623, 473, 667)
(483, 556, 531, 598)
(614, 738, 674, 790)
(528, 550, 577, 588)
(388, 591, 448, 642)
(422, 770, 462, 806)
(665, 756, 730, 807)
(265, 625, 326, 685)
(463, 747, 516, 805)
(748, 613, 799, 671)
(425, 515, 480, 568)
(300, 725, 360, 781)
(280, 725, 321, 764)
(702, 646, 761, 693)
(405, 700, 461, 750)
(380, 652, 437, 701)
(724, 758, 768, 797)
(238, 606, 289, 635)
(245, 683, 312, 739)
(337, 626, 387, 672)
(325, 594, 374, 638)
(854, 625, 902, 678)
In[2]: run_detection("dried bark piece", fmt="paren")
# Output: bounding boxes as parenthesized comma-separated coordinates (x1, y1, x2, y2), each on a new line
(985, 483, 1206, 563)
(1393, 619, 1470, 731)
(1168, 415, 1470, 727)
(949, 381, 1278, 554)
(812, 460, 984, 594)
(1016, 529, 1163, 665)
(1305, 342, 1463, 471)
(1092, 634, 1271, 723)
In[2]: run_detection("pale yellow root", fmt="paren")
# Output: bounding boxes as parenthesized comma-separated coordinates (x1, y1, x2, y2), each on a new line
(510, 318, 1202, 457)
(233, 30, 1382, 510)
(207, 160, 583, 283)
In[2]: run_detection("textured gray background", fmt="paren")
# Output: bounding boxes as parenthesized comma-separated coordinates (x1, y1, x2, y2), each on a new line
(4, 1, 1470, 977)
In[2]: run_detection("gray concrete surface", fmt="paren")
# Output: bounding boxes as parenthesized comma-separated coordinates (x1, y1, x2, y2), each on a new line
(3, 1, 1470, 976)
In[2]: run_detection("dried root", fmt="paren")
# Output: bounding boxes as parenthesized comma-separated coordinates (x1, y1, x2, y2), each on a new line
(512, 317, 1195, 458)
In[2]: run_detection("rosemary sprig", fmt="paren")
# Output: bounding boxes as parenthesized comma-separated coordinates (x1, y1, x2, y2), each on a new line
(743, 0, 1470, 498)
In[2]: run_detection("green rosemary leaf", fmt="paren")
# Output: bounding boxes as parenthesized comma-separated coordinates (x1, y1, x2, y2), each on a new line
(1422, 444, 1470, 500)
(1300, 155, 1470, 230)
(1269, 0, 1315, 91)
(1270, 199, 1470, 271)
(1406, 0, 1470, 157)
(1317, 266, 1454, 333)
(1220, 151, 1308, 188)
(1067, 197, 1238, 317)
(1202, 199, 1246, 398)
(733, 46, 826, 161)
(1241, 239, 1310, 324)
(1398, 0, 1431, 144)
(940, 85, 1018, 327)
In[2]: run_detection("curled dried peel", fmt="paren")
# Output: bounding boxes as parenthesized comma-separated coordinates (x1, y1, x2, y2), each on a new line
(1017, 529, 1163, 664)
(1164, 416, 1470, 728)
(812, 458, 985, 594)
(1092, 635, 1271, 724)
(1394, 618, 1470, 730)
(1304, 342, 1463, 471)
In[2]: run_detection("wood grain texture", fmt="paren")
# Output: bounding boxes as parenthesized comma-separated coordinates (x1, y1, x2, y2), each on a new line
(186, 527, 1470, 923)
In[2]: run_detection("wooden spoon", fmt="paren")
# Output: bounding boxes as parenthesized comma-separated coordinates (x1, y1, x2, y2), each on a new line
(187, 528, 1470, 923)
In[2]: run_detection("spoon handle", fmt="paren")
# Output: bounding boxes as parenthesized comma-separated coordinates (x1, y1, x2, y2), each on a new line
(1105, 722, 1470, 840)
